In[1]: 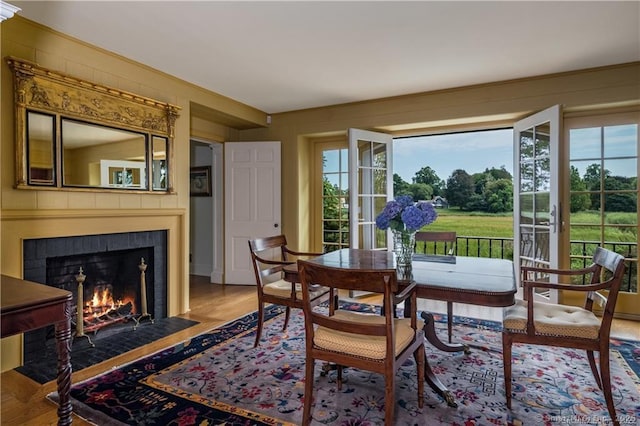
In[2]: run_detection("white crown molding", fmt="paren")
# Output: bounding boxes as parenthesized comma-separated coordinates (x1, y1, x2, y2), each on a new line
(0, 1, 20, 22)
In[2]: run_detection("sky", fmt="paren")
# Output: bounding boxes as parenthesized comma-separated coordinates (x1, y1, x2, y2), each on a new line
(569, 124, 638, 178)
(393, 129, 514, 183)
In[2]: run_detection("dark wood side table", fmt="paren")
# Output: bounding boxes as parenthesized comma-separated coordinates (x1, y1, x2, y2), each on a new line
(1, 274, 73, 425)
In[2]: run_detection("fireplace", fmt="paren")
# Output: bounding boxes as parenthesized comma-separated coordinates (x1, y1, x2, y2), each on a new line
(22, 231, 167, 363)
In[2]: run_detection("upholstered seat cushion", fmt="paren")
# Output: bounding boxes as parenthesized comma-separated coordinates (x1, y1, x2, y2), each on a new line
(263, 279, 327, 300)
(503, 299, 601, 339)
(313, 310, 416, 359)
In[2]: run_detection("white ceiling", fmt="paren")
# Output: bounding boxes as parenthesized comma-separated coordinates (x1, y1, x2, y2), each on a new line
(11, 1, 640, 114)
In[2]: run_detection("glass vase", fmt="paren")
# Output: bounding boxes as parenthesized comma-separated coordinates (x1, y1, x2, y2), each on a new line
(392, 230, 416, 281)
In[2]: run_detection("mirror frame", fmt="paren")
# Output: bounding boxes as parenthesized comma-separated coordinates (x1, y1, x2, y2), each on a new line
(6, 57, 180, 193)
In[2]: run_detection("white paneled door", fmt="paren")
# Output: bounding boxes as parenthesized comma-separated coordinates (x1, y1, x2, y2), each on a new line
(224, 141, 281, 284)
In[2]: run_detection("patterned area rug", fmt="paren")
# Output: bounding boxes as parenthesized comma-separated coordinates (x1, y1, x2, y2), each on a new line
(50, 303, 640, 425)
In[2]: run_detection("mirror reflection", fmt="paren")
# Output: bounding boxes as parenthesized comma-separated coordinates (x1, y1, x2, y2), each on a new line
(62, 119, 147, 189)
(27, 111, 55, 185)
(152, 136, 168, 190)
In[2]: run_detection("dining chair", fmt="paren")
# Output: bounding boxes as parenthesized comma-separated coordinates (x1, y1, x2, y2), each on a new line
(248, 235, 330, 347)
(502, 247, 626, 426)
(297, 259, 425, 426)
(415, 230, 457, 342)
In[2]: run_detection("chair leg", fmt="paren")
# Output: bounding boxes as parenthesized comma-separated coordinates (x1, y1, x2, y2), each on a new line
(447, 302, 453, 343)
(302, 358, 315, 426)
(415, 343, 425, 408)
(337, 365, 343, 390)
(502, 333, 513, 408)
(385, 370, 395, 426)
(282, 306, 291, 331)
(253, 302, 265, 347)
(586, 350, 603, 389)
(598, 347, 619, 426)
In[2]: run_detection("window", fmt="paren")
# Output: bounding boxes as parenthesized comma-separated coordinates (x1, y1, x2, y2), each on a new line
(322, 148, 350, 252)
(568, 116, 638, 295)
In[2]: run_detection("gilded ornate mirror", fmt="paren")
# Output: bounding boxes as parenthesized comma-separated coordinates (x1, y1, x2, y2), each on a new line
(7, 57, 179, 193)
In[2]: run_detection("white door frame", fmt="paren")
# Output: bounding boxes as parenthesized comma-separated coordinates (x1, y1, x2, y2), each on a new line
(189, 138, 224, 283)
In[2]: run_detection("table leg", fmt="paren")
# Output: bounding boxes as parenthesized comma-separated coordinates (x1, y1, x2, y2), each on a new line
(417, 314, 457, 408)
(420, 311, 470, 355)
(422, 353, 458, 407)
(404, 298, 470, 354)
(55, 311, 73, 425)
(403, 299, 458, 407)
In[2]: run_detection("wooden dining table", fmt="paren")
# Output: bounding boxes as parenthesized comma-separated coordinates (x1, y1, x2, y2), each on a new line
(284, 248, 517, 408)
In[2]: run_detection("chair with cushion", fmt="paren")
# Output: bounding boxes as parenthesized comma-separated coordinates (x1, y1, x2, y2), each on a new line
(415, 230, 457, 342)
(502, 247, 626, 425)
(297, 258, 425, 426)
(248, 235, 330, 347)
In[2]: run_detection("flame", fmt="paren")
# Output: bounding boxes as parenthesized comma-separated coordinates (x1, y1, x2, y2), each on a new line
(84, 284, 132, 318)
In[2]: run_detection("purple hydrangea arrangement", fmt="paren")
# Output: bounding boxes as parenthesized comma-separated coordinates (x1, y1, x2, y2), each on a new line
(375, 195, 438, 233)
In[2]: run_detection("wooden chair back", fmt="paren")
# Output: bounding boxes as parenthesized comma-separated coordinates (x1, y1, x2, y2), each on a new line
(248, 235, 328, 347)
(298, 260, 400, 331)
(415, 231, 456, 255)
(579, 247, 626, 337)
(520, 246, 626, 339)
(248, 235, 291, 290)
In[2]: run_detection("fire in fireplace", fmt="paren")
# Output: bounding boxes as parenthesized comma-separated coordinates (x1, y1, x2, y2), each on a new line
(86, 281, 133, 319)
(50, 248, 152, 344)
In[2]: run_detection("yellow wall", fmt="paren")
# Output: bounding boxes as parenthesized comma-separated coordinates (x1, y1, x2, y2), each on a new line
(0, 17, 267, 371)
(1, 15, 639, 370)
(239, 63, 640, 251)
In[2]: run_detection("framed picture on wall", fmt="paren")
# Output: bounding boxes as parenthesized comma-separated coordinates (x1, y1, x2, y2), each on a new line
(190, 166, 211, 196)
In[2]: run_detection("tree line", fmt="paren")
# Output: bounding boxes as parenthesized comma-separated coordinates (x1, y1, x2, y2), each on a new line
(394, 164, 637, 214)
(570, 164, 637, 213)
(323, 162, 636, 223)
(394, 166, 514, 213)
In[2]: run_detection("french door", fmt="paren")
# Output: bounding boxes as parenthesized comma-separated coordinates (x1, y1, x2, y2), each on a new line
(513, 105, 562, 302)
(348, 129, 393, 250)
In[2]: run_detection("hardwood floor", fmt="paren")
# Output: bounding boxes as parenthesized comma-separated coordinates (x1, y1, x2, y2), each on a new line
(0, 276, 258, 426)
(1, 275, 637, 425)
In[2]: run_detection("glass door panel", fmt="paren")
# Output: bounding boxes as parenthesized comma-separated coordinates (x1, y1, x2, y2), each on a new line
(348, 129, 393, 250)
(514, 105, 561, 302)
(321, 147, 349, 252)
